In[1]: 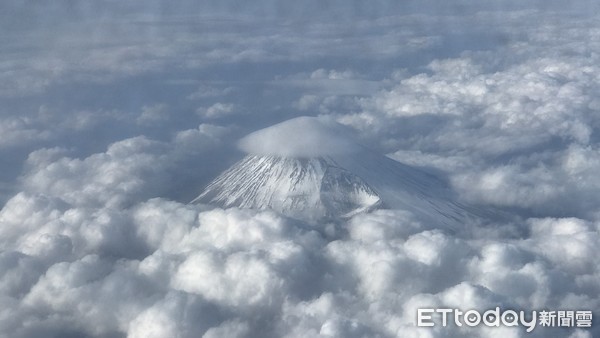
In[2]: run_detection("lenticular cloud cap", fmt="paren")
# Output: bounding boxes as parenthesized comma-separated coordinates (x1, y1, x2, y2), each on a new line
(237, 116, 359, 158)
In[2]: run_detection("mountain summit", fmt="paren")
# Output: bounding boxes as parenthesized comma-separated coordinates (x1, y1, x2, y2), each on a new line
(192, 117, 477, 226)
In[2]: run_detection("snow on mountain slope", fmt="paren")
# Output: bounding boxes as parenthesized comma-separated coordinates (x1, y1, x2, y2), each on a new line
(192, 155, 381, 221)
(192, 116, 487, 227)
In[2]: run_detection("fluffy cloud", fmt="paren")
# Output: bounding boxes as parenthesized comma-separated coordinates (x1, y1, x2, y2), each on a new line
(1, 1, 599, 337)
(330, 14, 600, 218)
(3, 165, 599, 337)
(197, 103, 238, 119)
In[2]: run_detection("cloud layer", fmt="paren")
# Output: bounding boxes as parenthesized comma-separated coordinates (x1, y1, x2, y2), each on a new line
(1, 1, 600, 337)
(2, 180, 599, 337)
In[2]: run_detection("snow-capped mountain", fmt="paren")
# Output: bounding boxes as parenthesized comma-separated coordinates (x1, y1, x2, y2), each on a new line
(192, 155, 382, 221)
(192, 117, 484, 227)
